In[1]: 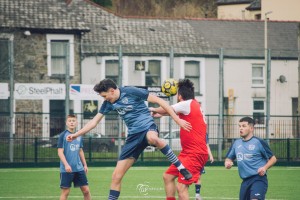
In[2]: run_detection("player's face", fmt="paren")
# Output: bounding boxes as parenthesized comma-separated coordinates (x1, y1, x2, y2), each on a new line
(99, 88, 117, 103)
(238, 121, 254, 139)
(66, 117, 77, 131)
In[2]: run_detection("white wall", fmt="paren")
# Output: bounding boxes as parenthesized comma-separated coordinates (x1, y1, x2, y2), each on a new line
(218, 4, 251, 20)
(218, 0, 300, 21)
(262, 0, 300, 21)
(81, 56, 102, 85)
(223, 59, 298, 116)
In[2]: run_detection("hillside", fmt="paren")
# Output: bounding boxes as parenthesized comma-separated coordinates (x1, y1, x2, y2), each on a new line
(93, 0, 217, 18)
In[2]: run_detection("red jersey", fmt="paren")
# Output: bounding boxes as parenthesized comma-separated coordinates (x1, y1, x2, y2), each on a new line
(172, 99, 207, 155)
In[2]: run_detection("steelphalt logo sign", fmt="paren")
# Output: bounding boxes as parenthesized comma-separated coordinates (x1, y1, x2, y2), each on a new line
(14, 83, 65, 99)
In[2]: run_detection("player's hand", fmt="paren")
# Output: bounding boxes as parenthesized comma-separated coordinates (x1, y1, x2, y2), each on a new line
(152, 112, 163, 118)
(66, 134, 76, 142)
(84, 165, 88, 174)
(65, 164, 72, 173)
(210, 156, 214, 163)
(178, 119, 192, 132)
(257, 167, 267, 176)
(224, 159, 233, 169)
(149, 107, 162, 118)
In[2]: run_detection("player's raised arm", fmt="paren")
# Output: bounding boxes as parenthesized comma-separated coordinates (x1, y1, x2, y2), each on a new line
(66, 113, 104, 142)
(147, 94, 191, 131)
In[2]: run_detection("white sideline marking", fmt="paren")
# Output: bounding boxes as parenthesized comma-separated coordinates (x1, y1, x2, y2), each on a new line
(0, 196, 287, 199)
(0, 166, 299, 173)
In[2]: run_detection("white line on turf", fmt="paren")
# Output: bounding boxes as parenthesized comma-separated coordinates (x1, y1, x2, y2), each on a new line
(0, 196, 287, 200)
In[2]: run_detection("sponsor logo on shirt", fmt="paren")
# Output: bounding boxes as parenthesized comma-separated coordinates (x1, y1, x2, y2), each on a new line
(237, 153, 243, 161)
(70, 144, 80, 151)
(116, 105, 133, 115)
(244, 154, 253, 160)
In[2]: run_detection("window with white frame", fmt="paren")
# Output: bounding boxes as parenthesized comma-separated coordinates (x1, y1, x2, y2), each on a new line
(105, 60, 119, 85)
(252, 64, 264, 87)
(146, 60, 161, 86)
(185, 61, 200, 95)
(253, 99, 265, 125)
(0, 39, 9, 80)
(47, 35, 74, 77)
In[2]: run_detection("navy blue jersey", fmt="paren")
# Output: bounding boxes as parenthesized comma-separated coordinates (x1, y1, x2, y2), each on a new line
(57, 130, 84, 173)
(226, 136, 274, 179)
(99, 86, 154, 135)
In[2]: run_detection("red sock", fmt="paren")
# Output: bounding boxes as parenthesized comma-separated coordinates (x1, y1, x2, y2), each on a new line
(166, 197, 176, 200)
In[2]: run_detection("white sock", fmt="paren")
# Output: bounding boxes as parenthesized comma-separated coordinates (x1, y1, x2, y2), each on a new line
(177, 164, 184, 170)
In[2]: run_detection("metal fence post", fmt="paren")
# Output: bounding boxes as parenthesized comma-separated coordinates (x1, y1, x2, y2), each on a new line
(266, 49, 271, 144)
(287, 138, 290, 162)
(118, 45, 123, 156)
(88, 137, 92, 162)
(218, 48, 224, 161)
(9, 37, 14, 163)
(34, 137, 38, 164)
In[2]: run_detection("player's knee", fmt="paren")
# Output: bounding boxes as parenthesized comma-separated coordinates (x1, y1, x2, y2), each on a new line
(147, 134, 160, 146)
(163, 172, 174, 182)
(61, 189, 70, 197)
(111, 171, 123, 183)
(81, 187, 90, 196)
(176, 183, 188, 194)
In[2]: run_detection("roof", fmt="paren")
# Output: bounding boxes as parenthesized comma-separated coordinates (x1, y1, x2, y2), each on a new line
(0, 0, 298, 58)
(216, 0, 253, 5)
(187, 19, 299, 58)
(246, 0, 261, 11)
(0, 0, 90, 33)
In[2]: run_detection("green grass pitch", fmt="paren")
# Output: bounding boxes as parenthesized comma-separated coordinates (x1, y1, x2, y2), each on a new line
(0, 166, 299, 199)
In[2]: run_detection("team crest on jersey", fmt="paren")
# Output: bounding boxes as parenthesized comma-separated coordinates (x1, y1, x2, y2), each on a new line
(248, 144, 255, 150)
(122, 97, 129, 104)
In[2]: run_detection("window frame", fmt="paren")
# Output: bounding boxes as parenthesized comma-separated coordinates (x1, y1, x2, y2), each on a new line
(252, 64, 264, 88)
(253, 99, 266, 126)
(105, 59, 119, 85)
(0, 38, 10, 80)
(146, 60, 161, 87)
(184, 60, 201, 95)
(46, 34, 74, 77)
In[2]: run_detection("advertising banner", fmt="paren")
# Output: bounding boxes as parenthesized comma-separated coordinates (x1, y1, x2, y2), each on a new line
(0, 83, 9, 99)
(14, 83, 65, 99)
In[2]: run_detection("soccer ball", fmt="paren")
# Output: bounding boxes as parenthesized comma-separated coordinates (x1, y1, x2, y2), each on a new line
(161, 79, 178, 97)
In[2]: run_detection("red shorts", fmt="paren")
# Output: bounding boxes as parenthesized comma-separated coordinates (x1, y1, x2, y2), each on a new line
(165, 153, 208, 185)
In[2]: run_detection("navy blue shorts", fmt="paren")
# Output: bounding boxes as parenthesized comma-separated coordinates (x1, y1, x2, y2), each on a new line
(240, 175, 268, 200)
(119, 123, 158, 161)
(60, 171, 88, 188)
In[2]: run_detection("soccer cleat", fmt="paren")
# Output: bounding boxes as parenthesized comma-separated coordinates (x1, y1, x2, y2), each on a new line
(179, 168, 192, 180)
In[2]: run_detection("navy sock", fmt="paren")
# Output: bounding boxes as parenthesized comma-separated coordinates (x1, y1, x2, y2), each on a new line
(195, 184, 201, 194)
(160, 145, 181, 167)
(108, 189, 120, 200)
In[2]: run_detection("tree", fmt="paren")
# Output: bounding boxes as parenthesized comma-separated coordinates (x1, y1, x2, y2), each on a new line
(92, 0, 217, 18)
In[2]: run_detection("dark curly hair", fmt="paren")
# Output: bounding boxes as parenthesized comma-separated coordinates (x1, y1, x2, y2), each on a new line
(93, 78, 117, 93)
(177, 79, 195, 100)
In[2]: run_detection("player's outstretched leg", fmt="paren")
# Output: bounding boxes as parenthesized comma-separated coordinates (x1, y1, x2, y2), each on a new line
(147, 131, 192, 180)
(160, 145, 192, 180)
